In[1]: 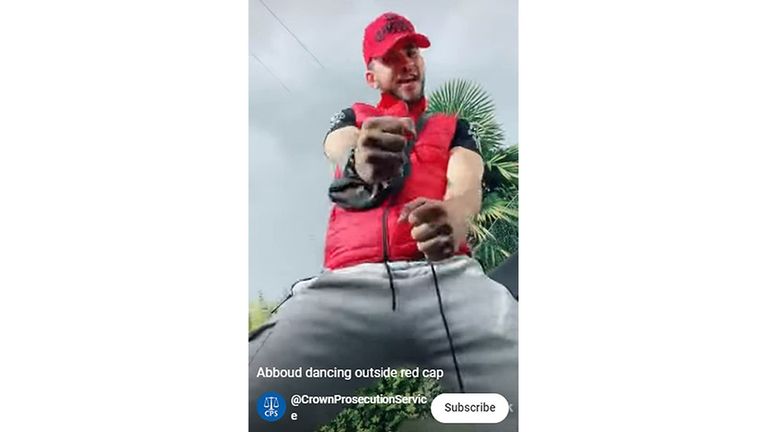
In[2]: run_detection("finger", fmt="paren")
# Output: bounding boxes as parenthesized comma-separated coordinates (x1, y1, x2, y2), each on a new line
(363, 116, 417, 139)
(417, 235, 455, 261)
(408, 201, 447, 225)
(411, 221, 452, 242)
(362, 116, 405, 131)
(377, 118, 416, 139)
(361, 130, 407, 152)
(399, 197, 431, 222)
(398, 117, 416, 139)
(363, 150, 404, 181)
(379, 118, 413, 136)
(364, 150, 403, 165)
(365, 150, 403, 170)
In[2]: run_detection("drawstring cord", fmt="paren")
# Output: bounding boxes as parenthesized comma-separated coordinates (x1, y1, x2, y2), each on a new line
(384, 261, 396, 311)
(382, 198, 397, 310)
(430, 263, 465, 393)
(379, 114, 430, 312)
(269, 276, 314, 315)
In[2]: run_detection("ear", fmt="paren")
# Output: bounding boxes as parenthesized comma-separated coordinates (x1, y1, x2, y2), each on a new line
(365, 70, 378, 89)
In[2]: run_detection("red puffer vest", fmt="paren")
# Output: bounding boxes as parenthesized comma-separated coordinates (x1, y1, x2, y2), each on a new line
(323, 94, 471, 270)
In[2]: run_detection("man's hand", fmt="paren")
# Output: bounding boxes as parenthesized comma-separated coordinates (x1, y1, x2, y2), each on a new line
(354, 116, 416, 184)
(399, 197, 469, 262)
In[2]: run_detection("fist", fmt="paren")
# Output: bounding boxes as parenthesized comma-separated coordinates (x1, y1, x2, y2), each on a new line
(354, 116, 416, 184)
(399, 198, 467, 262)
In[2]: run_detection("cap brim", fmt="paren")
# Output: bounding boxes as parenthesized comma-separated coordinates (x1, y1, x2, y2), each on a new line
(370, 32, 431, 60)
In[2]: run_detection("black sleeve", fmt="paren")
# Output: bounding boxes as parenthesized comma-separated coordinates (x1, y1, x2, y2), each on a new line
(450, 118, 481, 155)
(326, 108, 356, 136)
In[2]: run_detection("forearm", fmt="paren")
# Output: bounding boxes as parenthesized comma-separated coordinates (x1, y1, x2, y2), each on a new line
(444, 148, 484, 221)
(323, 126, 359, 166)
(445, 181, 482, 220)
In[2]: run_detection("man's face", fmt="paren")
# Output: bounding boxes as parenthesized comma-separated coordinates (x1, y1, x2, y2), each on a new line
(366, 42, 426, 103)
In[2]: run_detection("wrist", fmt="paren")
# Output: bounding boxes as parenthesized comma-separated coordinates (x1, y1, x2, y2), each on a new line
(443, 199, 471, 241)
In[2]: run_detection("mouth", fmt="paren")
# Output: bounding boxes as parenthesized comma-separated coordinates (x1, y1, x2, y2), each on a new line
(396, 75, 420, 86)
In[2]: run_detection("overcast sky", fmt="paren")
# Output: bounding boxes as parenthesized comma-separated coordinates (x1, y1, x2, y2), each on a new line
(250, 0, 518, 301)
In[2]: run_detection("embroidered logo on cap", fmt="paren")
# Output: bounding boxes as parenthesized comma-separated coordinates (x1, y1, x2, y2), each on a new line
(375, 14, 414, 42)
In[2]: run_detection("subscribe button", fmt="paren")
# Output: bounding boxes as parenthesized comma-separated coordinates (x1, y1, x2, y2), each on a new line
(431, 393, 510, 424)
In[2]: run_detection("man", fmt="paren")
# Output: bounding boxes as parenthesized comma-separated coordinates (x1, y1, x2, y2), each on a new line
(249, 12, 518, 432)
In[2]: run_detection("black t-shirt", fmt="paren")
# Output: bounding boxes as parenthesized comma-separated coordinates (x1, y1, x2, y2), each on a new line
(326, 108, 480, 154)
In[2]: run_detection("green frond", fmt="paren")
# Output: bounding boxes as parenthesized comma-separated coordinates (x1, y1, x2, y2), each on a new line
(469, 220, 496, 244)
(427, 78, 519, 272)
(493, 161, 519, 182)
(475, 197, 517, 226)
(427, 79, 505, 152)
(472, 240, 512, 271)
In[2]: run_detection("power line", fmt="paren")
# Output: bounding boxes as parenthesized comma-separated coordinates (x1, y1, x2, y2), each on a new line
(258, 0, 325, 69)
(250, 52, 291, 93)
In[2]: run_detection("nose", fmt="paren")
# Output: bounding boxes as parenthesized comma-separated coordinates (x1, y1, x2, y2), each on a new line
(399, 54, 416, 73)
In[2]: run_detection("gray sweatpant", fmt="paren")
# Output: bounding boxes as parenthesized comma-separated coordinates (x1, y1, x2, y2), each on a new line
(249, 256, 518, 432)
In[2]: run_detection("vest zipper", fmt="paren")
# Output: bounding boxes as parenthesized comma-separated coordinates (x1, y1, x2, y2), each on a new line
(381, 114, 426, 312)
(382, 201, 396, 311)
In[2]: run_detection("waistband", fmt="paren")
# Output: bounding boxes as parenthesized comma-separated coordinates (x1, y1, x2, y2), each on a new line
(324, 255, 481, 277)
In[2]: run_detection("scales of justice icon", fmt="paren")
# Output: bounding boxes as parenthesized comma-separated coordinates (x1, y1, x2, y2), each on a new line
(263, 396, 280, 417)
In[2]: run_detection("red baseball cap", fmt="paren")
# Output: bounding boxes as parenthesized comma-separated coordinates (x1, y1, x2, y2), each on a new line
(363, 12, 431, 65)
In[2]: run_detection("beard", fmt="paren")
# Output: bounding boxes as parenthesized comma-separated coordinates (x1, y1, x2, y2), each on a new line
(387, 75, 426, 104)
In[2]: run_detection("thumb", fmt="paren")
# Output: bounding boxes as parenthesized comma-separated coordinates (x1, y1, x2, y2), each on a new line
(398, 197, 429, 223)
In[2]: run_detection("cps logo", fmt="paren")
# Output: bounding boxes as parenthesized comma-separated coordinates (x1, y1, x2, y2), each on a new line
(257, 391, 286, 422)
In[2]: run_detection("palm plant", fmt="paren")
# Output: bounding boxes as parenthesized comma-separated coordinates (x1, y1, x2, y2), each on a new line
(248, 291, 273, 332)
(250, 80, 520, 432)
(428, 79, 518, 271)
